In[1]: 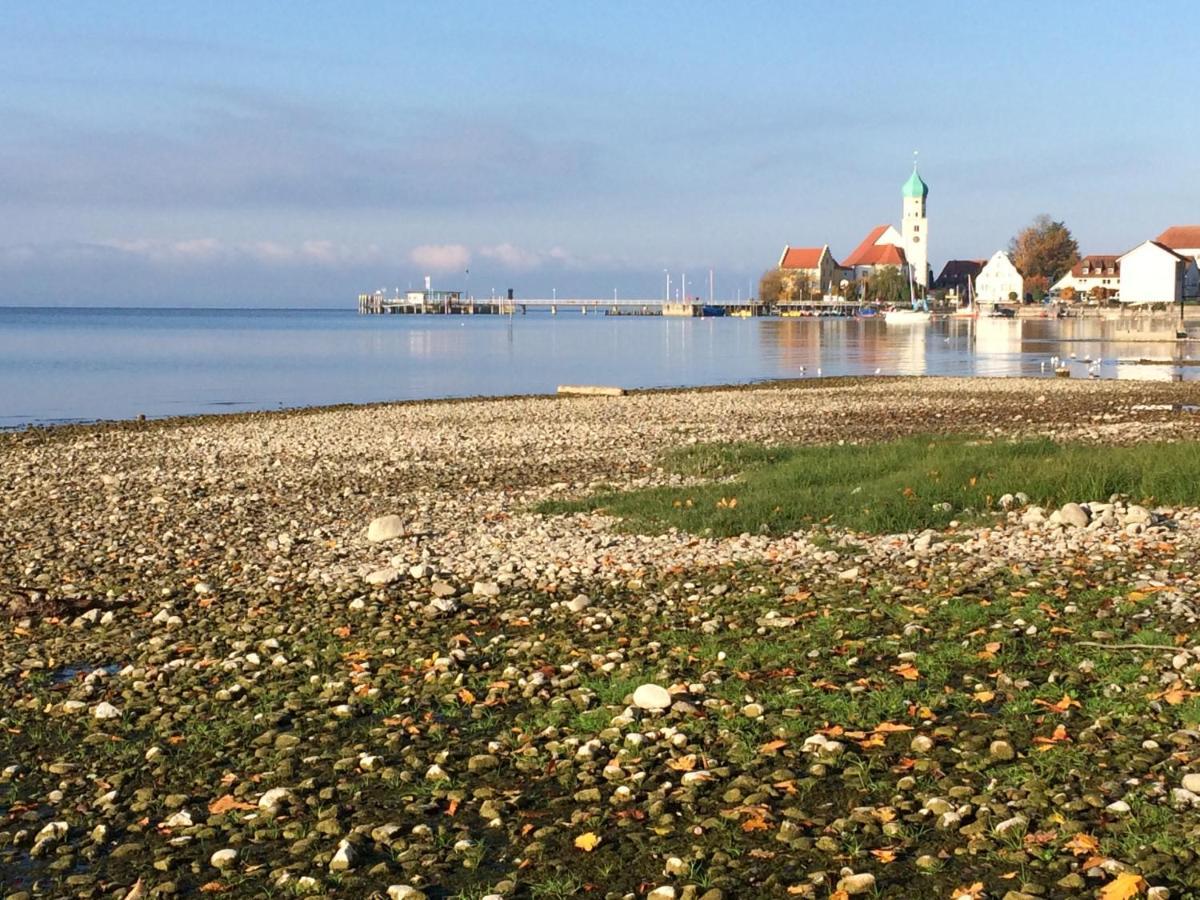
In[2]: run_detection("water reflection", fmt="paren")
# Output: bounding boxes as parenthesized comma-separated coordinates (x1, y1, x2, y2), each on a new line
(0, 308, 1196, 425)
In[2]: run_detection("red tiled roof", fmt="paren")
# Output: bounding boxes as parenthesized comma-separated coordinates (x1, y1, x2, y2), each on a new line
(780, 246, 826, 269)
(1070, 255, 1120, 277)
(1155, 225, 1200, 251)
(842, 225, 906, 267)
(1149, 241, 1190, 261)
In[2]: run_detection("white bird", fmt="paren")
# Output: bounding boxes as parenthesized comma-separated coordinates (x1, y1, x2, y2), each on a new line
(817, 367, 822, 376)
(874, 368, 882, 375)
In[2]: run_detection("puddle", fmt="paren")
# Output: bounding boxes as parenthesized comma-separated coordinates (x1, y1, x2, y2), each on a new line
(49, 662, 120, 686)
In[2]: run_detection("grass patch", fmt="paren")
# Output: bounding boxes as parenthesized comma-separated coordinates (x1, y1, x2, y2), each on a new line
(540, 435, 1200, 535)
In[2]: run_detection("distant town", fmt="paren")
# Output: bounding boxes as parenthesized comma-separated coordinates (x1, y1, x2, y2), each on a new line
(360, 161, 1200, 320)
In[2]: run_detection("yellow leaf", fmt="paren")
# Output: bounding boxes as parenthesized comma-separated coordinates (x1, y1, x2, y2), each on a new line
(1033, 693, 1079, 714)
(870, 847, 897, 863)
(758, 739, 788, 754)
(873, 722, 913, 734)
(1065, 832, 1100, 856)
(973, 690, 996, 703)
(1099, 871, 1147, 900)
(951, 883, 984, 900)
(667, 754, 697, 772)
(573, 832, 600, 852)
(741, 815, 770, 832)
(457, 688, 476, 705)
(890, 663, 921, 681)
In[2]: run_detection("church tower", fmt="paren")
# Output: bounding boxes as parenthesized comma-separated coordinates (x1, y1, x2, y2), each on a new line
(901, 160, 929, 289)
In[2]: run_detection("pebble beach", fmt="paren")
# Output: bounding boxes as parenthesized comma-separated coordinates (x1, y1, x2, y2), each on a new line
(4, 376, 1200, 899)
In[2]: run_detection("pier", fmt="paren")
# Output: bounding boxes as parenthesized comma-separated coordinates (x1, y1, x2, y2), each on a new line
(357, 291, 868, 318)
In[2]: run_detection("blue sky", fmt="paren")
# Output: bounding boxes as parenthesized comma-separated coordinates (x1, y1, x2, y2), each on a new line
(2, 1, 1197, 306)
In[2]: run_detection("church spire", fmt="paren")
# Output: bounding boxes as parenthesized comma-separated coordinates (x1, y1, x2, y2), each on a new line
(902, 152, 928, 199)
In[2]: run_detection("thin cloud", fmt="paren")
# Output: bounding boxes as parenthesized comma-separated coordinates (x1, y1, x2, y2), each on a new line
(409, 244, 471, 272)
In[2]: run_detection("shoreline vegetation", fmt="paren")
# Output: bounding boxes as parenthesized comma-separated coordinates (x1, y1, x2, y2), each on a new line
(4, 377, 1200, 899)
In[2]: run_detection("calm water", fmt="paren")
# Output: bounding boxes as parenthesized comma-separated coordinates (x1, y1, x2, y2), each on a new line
(0, 307, 1194, 426)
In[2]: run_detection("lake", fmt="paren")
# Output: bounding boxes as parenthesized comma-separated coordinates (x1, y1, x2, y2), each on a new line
(0, 307, 1194, 427)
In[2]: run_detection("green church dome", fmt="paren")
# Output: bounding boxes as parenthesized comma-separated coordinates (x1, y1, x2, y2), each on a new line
(902, 166, 928, 199)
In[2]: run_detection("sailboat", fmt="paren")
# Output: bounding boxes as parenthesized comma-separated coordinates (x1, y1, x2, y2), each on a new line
(883, 264, 932, 324)
(949, 274, 979, 319)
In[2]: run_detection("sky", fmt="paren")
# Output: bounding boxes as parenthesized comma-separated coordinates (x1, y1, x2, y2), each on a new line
(2, 1, 1198, 307)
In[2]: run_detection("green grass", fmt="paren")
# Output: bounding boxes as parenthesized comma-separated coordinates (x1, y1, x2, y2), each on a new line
(540, 435, 1200, 535)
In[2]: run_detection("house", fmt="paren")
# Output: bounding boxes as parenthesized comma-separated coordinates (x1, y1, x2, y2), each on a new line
(778, 244, 839, 296)
(1051, 254, 1121, 301)
(1117, 240, 1191, 305)
(974, 251, 1023, 305)
(842, 225, 909, 282)
(933, 260, 984, 299)
(1153, 226, 1200, 296)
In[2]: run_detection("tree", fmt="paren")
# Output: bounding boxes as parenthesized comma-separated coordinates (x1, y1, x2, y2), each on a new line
(865, 266, 909, 306)
(1060, 285, 1076, 303)
(1008, 215, 1080, 284)
(759, 269, 785, 304)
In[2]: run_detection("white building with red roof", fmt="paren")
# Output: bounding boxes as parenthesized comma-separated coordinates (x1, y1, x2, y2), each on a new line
(1153, 226, 1200, 296)
(1118, 240, 1193, 305)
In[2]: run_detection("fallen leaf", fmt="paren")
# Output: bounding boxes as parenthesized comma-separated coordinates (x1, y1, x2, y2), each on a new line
(574, 832, 601, 852)
(870, 847, 897, 863)
(208, 795, 255, 814)
(890, 663, 921, 681)
(1034, 693, 1080, 714)
(741, 815, 770, 832)
(332, 625, 351, 638)
(1065, 832, 1100, 856)
(457, 687, 476, 705)
(973, 690, 996, 703)
(759, 739, 788, 754)
(1150, 686, 1198, 705)
(1099, 871, 1147, 900)
(873, 722, 913, 734)
(951, 883, 984, 900)
(667, 755, 698, 772)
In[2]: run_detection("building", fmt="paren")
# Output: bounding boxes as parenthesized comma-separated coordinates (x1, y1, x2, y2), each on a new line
(777, 244, 840, 296)
(841, 225, 908, 283)
(974, 251, 1023, 305)
(1153, 226, 1200, 296)
(1051, 254, 1121, 301)
(777, 161, 931, 293)
(933, 260, 984, 298)
(900, 165, 930, 289)
(1117, 240, 1191, 305)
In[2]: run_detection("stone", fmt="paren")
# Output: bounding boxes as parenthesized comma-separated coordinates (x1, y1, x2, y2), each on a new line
(1106, 799, 1131, 815)
(632, 684, 672, 711)
(258, 787, 293, 815)
(367, 515, 405, 543)
(387, 887, 427, 900)
(93, 701, 121, 720)
(647, 889, 677, 900)
(210, 848, 238, 870)
(838, 566, 860, 581)
(989, 740, 1016, 761)
(365, 567, 400, 585)
(1181, 773, 1200, 793)
(1059, 503, 1089, 528)
(329, 840, 355, 872)
(468, 754, 500, 773)
(431, 581, 457, 598)
(910, 735, 934, 754)
(472, 581, 501, 598)
(836, 872, 876, 895)
(566, 594, 591, 612)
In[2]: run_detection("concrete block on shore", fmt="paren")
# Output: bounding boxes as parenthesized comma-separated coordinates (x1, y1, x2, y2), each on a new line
(557, 385, 626, 397)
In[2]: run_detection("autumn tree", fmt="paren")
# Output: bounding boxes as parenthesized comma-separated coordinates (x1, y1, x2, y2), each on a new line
(759, 269, 784, 303)
(1009, 215, 1080, 285)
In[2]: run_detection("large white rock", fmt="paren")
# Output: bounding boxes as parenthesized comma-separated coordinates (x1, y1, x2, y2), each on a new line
(210, 848, 238, 869)
(632, 683, 672, 711)
(387, 887, 427, 900)
(367, 515, 405, 543)
(1059, 502, 1089, 528)
(365, 567, 400, 586)
(837, 872, 877, 895)
(93, 701, 122, 720)
(1182, 773, 1200, 793)
(258, 787, 293, 815)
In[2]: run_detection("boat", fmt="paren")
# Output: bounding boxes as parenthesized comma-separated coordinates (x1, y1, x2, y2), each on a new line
(884, 308, 933, 324)
(949, 274, 980, 318)
(698, 305, 726, 318)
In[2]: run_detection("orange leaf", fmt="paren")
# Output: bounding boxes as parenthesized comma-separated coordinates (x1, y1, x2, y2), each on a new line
(973, 690, 996, 703)
(890, 663, 921, 681)
(758, 739, 788, 754)
(870, 848, 897, 863)
(1099, 871, 1147, 900)
(457, 688, 476, 705)
(208, 795, 255, 814)
(951, 883, 984, 900)
(333, 625, 351, 638)
(1033, 693, 1079, 714)
(873, 722, 913, 734)
(574, 832, 601, 852)
(667, 754, 698, 772)
(1065, 832, 1100, 856)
